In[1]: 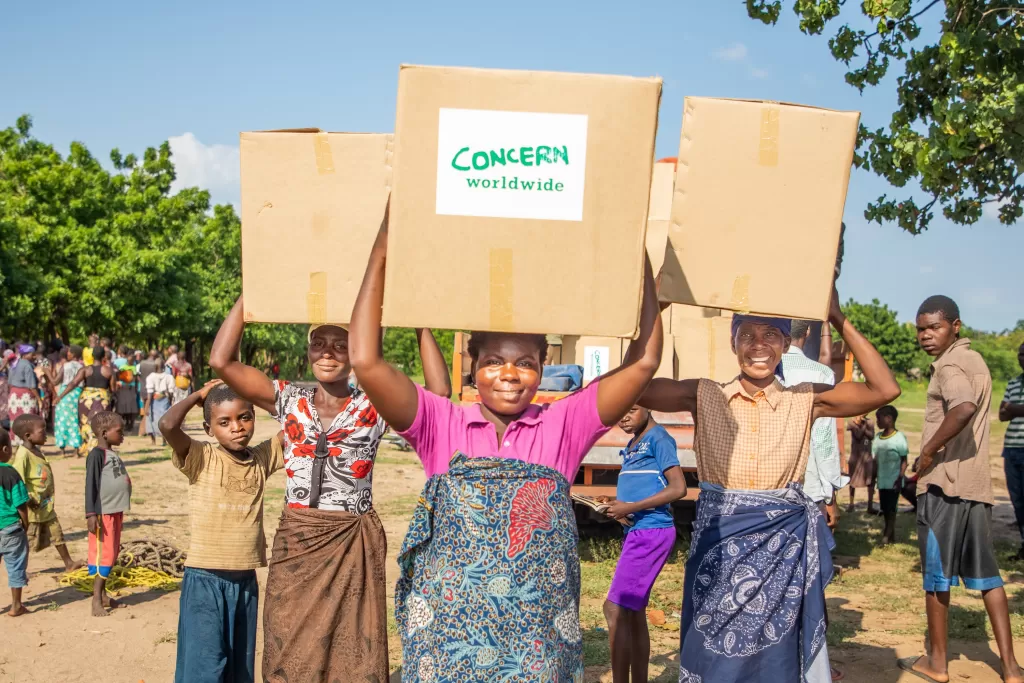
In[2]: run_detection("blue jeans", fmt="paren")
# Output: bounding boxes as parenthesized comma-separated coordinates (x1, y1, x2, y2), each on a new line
(175, 567, 259, 683)
(1004, 447, 1024, 542)
(0, 523, 28, 588)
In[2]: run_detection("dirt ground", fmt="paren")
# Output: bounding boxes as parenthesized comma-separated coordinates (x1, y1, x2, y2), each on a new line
(0, 408, 1021, 683)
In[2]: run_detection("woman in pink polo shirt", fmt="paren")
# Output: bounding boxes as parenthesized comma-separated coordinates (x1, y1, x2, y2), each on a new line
(349, 213, 663, 683)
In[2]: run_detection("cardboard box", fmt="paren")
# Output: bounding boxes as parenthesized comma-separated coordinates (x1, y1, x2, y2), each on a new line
(668, 303, 721, 333)
(383, 64, 663, 336)
(674, 315, 738, 383)
(623, 333, 675, 379)
(646, 161, 675, 280)
(562, 336, 624, 383)
(240, 130, 392, 324)
(660, 98, 859, 320)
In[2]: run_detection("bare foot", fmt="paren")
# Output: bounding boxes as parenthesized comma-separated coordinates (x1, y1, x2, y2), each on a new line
(101, 594, 119, 609)
(8, 604, 26, 617)
(1003, 663, 1024, 683)
(65, 560, 85, 572)
(91, 601, 108, 617)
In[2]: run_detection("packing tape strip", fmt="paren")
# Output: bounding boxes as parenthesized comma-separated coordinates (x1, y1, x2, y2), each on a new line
(729, 275, 751, 312)
(307, 271, 327, 324)
(758, 104, 780, 167)
(313, 132, 335, 175)
(489, 248, 514, 331)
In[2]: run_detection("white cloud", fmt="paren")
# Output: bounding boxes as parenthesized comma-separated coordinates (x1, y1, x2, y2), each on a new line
(167, 133, 240, 206)
(749, 67, 769, 80)
(919, 265, 935, 274)
(713, 42, 748, 62)
(982, 197, 1008, 221)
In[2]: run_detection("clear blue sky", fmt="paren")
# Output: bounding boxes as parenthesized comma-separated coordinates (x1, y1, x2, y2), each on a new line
(2, 0, 1017, 331)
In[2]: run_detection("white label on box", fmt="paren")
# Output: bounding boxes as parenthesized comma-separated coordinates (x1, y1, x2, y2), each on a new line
(436, 108, 588, 221)
(582, 346, 610, 382)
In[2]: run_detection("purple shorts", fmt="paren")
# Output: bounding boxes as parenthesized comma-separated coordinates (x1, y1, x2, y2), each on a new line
(607, 526, 677, 611)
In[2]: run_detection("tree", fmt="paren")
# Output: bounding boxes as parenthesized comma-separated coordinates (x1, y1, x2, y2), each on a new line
(747, 1, 1024, 234)
(841, 298, 921, 374)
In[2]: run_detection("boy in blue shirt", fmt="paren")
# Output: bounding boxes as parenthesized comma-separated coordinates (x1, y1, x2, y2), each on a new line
(602, 405, 686, 683)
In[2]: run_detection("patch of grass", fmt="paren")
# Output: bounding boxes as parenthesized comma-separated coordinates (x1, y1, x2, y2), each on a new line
(387, 605, 399, 636)
(948, 603, 989, 641)
(155, 631, 177, 645)
(578, 537, 623, 564)
(825, 616, 858, 647)
(382, 494, 422, 518)
(133, 498, 146, 505)
(45, 601, 59, 612)
(582, 628, 610, 666)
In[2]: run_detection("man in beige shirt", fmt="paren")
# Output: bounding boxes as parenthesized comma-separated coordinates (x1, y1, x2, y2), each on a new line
(901, 296, 1021, 683)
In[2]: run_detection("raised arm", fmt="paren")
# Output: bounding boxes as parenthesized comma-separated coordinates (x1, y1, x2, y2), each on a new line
(594, 255, 664, 426)
(638, 378, 699, 414)
(160, 380, 220, 458)
(418, 328, 453, 399)
(349, 206, 426, 432)
(812, 290, 901, 421)
(209, 296, 276, 414)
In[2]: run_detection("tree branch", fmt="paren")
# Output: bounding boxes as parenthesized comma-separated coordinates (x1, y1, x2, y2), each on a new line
(864, 0, 942, 39)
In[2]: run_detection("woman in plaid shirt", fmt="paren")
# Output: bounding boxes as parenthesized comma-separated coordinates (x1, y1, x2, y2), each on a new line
(641, 289, 899, 683)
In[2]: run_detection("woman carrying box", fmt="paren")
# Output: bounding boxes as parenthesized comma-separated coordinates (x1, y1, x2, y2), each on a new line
(638, 293, 900, 683)
(348, 203, 664, 682)
(209, 295, 451, 683)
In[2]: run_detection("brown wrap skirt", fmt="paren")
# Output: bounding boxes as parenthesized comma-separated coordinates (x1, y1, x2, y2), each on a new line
(262, 507, 389, 683)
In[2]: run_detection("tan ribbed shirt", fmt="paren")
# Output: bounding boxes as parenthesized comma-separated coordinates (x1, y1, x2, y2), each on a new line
(694, 377, 815, 490)
(173, 437, 284, 570)
(917, 338, 994, 505)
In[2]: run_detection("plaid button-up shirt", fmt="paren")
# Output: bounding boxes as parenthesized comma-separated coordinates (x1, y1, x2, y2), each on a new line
(694, 377, 815, 490)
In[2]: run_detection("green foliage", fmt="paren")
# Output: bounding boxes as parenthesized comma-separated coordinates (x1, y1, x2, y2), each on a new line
(841, 298, 921, 374)
(963, 324, 1024, 381)
(747, 1, 1024, 234)
(383, 329, 456, 375)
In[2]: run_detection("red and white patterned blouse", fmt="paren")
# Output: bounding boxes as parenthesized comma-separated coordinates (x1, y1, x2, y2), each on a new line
(274, 381, 388, 513)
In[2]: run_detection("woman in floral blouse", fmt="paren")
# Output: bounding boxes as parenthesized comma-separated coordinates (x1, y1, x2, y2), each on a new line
(210, 296, 451, 682)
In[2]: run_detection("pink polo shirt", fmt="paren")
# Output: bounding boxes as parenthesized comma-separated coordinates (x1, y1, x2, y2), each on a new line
(399, 381, 610, 483)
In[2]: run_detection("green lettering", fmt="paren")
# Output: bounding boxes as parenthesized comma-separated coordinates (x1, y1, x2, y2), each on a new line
(472, 151, 489, 170)
(535, 146, 552, 164)
(521, 180, 535, 190)
(553, 146, 569, 164)
(507, 147, 519, 163)
(451, 147, 471, 171)
(466, 178, 481, 187)
(489, 149, 507, 167)
(520, 147, 534, 167)
(554, 182, 564, 191)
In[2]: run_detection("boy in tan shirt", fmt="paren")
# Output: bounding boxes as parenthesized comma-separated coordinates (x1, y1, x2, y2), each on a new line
(159, 379, 283, 683)
(900, 296, 1022, 683)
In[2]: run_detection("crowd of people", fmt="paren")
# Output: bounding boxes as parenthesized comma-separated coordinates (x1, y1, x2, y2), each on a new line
(1, 214, 1023, 683)
(0, 335, 194, 453)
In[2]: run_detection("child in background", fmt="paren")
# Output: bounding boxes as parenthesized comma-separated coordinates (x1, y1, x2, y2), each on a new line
(10, 414, 83, 571)
(159, 379, 284, 683)
(85, 411, 131, 617)
(602, 405, 685, 683)
(0, 431, 30, 616)
(872, 405, 908, 545)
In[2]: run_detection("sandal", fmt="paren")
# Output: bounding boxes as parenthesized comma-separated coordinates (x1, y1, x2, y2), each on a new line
(831, 666, 845, 681)
(897, 656, 948, 683)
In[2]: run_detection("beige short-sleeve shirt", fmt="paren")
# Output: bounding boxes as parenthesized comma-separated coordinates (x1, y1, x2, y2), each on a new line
(917, 338, 993, 505)
(694, 377, 815, 490)
(173, 437, 284, 570)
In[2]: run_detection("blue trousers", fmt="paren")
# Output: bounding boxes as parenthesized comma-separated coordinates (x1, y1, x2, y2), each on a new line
(1004, 447, 1024, 542)
(175, 567, 259, 683)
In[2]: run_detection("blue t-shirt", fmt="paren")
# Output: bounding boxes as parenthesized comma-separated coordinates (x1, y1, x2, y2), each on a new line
(616, 424, 680, 531)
